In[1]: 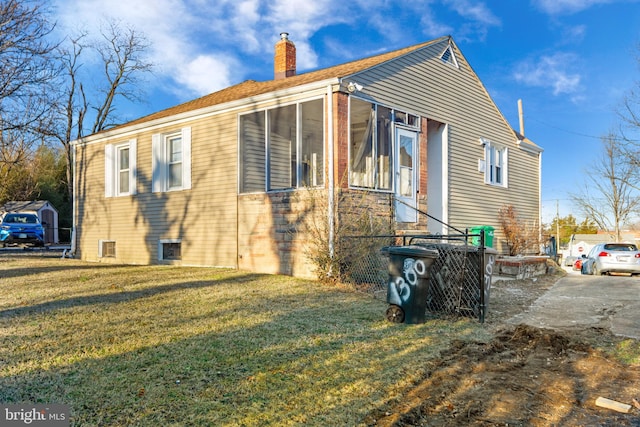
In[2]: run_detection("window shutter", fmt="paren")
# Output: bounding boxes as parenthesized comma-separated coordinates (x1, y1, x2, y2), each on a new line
(152, 134, 163, 192)
(129, 139, 137, 195)
(483, 144, 490, 184)
(182, 127, 192, 190)
(105, 144, 115, 197)
(478, 159, 485, 173)
(502, 147, 509, 188)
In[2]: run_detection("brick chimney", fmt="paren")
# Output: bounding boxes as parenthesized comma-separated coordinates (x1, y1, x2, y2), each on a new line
(274, 32, 296, 80)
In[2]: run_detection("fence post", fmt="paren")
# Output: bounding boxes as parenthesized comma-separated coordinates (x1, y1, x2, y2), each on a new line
(478, 230, 486, 323)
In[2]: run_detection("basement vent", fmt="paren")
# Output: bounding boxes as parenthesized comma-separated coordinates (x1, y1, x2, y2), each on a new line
(159, 240, 182, 261)
(99, 240, 116, 258)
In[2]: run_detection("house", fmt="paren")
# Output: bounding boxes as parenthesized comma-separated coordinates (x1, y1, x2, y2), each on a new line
(567, 232, 640, 259)
(1, 200, 59, 244)
(72, 34, 542, 278)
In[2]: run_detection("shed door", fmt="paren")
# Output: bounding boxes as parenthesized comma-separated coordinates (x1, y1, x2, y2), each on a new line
(41, 209, 54, 244)
(394, 128, 418, 223)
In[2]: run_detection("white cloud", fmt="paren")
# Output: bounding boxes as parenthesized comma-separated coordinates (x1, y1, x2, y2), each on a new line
(50, 0, 501, 99)
(514, 53, 582, 96)
(444, 0, 501, 26)
(177, 55, 239, 96)
(51, 0, 349, 96)
(421, 9, 455, 38)
(52, 0, 230, 98)
(564, 24, 587, 42)
(532, 0, 615, 14)
(417, 1, 500, 41)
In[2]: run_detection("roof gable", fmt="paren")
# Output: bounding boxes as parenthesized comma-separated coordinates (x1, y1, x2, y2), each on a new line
(103, 37, 449, 132)
(2, 200, 56, 213)
(82, 35, 541, 152)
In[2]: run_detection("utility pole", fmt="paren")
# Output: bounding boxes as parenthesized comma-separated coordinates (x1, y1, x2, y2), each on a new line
(556, 200, 560, 254)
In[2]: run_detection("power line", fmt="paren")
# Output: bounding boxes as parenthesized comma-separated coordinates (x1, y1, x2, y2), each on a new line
(542, 198, 573, 202)
(529, 117, 602, 140)
(529, 117, 640, 143)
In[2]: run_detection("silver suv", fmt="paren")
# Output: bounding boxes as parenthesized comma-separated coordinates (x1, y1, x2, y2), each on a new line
(581, 243, 640, 276)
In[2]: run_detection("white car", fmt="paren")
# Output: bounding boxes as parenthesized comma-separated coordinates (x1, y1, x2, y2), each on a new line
(581, 243, 640, 276)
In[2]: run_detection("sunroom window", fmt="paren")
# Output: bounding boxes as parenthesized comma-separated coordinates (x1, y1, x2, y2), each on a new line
(239, 98, 324, 193)
(268, 104, 296, 190)
(349, 99, 392, 190)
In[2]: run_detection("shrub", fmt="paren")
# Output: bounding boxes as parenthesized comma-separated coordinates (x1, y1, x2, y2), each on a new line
(498, 204, 541, 256)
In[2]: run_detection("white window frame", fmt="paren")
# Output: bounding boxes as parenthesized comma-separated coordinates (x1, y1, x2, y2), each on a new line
(105, 139, 137, 197)
(117, 145, 131, 195)
(152, 127, 192, 193)
(480, 138, 508, 187)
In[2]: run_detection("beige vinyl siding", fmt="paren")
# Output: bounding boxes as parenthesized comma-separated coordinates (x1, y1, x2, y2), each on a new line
(76, 92, 328, 271)
(76, 112, 239, 267)
(347, 39, 540, 252)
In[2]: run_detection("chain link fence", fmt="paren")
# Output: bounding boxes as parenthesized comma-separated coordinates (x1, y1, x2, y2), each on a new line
(340, 233, 494, 322)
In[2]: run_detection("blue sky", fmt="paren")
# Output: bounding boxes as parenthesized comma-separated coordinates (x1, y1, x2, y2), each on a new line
(51, 0, 640, 224)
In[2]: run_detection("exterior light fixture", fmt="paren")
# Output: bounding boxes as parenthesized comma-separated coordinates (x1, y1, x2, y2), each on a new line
(347, 81, 363, 93)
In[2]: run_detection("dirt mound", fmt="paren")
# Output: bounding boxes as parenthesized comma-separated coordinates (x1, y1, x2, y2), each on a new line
(366, 324, 640, 426)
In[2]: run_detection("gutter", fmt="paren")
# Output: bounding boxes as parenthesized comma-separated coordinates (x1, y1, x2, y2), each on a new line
(65, 143, 77, 258)
(71, 78, 341, 147)
(327, 85, 335, 262)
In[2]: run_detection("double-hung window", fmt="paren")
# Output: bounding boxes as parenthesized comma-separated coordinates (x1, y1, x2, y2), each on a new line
(152, 127, 192, 192)
(118, 146, 130, 194)
(481, 138, 508, 187)
(167, 134, 183, 189)
(105, 139, 137, 197)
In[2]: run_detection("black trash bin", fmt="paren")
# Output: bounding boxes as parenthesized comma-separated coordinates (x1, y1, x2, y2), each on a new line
(382, 245, 439, 324)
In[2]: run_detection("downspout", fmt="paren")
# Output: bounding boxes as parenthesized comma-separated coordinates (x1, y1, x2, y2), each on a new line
(327, 85, 335, 263)
(538, 151, 543, 245)
(69, 142, 77, 257)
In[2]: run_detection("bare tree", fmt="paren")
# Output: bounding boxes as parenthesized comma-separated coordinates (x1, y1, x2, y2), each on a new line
(0, 3, 153, 220)
(571, 133, 640, 241)
(617, 42, 640, 189)
(0, 0, 57, 120)
(90, 20, 153, 133)
(51, 19, 153, 201)
(0, 0, 58, 184)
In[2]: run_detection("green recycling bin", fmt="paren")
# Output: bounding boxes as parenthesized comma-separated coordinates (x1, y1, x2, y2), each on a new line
(382, 245, 439, 324)
(469, 225, 494, 248)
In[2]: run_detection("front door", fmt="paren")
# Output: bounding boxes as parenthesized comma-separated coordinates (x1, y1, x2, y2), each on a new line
(394, 128, 418, 222)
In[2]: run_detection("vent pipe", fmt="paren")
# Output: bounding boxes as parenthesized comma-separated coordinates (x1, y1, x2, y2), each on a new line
(518, 99, 525, 137)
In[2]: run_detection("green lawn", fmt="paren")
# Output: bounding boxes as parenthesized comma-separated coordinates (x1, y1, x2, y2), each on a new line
(0, 256, 489, 426)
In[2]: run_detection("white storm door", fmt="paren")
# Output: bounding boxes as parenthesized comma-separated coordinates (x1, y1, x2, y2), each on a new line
(394, 128, 418, 222)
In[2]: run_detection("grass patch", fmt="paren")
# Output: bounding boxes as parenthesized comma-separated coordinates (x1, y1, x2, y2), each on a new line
(0, 256, 489, 426)
(612, 339, 640, 365)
